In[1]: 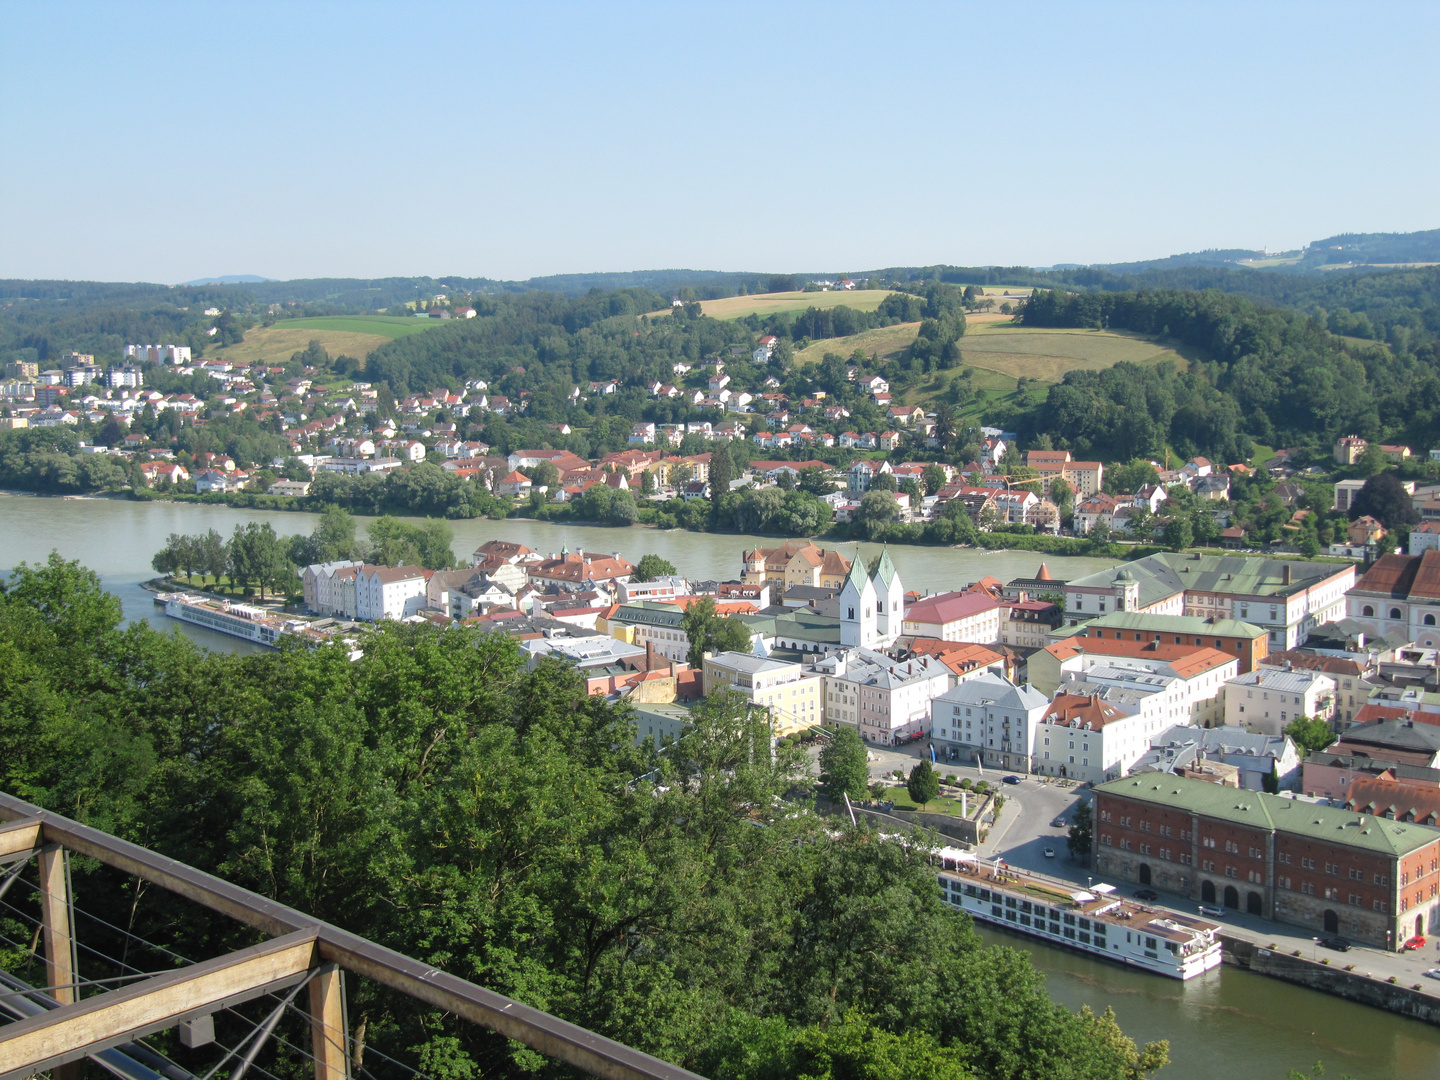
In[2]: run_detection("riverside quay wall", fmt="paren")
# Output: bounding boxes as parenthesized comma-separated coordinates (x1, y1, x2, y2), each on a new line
(1222, 934, 1440, 1026)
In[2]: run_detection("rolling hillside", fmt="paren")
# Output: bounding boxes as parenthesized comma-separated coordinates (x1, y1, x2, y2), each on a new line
(649, 289, 896, 320)
(214, 315, 438, 365)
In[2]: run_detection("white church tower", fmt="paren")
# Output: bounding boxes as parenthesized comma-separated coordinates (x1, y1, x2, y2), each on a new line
(839, 552, 878, 648)
(870, 545, 904, 646)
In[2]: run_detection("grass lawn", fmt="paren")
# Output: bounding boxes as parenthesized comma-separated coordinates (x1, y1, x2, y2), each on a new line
(958, 326, 1188, 383)
(880, 784, 992, 819)
(648, 289, 898, 320)
(282, 315, 440, 339)
(794, 321, 921, 365)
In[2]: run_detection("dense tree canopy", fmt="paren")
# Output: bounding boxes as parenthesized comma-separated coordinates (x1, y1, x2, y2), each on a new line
(0, 555, 1169, 1080)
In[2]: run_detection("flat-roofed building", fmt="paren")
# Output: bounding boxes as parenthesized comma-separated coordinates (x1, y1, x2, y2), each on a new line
(1032, 637, 1237, 726)
(1095, 774, 1440, 949)
(701, 651, 822, 738)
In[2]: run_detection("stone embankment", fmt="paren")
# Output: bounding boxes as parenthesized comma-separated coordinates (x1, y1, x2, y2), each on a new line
(1222, 934, 1440, 1026)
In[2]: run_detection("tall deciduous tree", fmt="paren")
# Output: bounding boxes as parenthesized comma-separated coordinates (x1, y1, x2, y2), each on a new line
(818, 727, 870, 803)
(634, 554, 678, 582)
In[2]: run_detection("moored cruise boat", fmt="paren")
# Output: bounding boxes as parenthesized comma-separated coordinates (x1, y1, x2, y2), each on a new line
(935, 852, 1223, 980)
(162, 593, 289, 646)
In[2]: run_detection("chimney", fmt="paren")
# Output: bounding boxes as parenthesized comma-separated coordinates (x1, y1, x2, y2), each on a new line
(1283, 564, 1292, 585)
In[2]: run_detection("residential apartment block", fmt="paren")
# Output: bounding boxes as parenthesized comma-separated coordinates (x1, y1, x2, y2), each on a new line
(929, 673, 1049, 769)
(701, 652, 822, 737)
(1223, 667, 1337, 736)
(814, 647, 950, 745)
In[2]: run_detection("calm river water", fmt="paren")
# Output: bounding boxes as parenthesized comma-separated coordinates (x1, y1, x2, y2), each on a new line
(4, 492, 1440, 1076)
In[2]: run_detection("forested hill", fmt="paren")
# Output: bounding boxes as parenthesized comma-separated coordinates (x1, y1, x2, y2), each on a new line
(1021, 286, 1440, 461)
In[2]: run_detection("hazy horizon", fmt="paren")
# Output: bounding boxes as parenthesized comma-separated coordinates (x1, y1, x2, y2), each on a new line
(3, 1, 1438, 284)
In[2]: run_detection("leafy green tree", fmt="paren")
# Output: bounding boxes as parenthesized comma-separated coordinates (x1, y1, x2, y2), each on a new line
(907, 759, 940, 806)
(1067, 798, 1094, 861)
(634, 554, 678, 582)
(922, 464, 948, 496)
(682, 595, 752, 668)
(1283, 716, 1337, 753)
(854, 490, 901, 540)
(818, 727, 870, 803)
(1162, 516, 1193, 551)
(1350, 471, 1420, 530)
(1299, 532, 1322, 558)
(799, 466, 836, 497)
(869, 471, 897, 492)
(313, 505, 360, 562)
(529, 460, 560, 490)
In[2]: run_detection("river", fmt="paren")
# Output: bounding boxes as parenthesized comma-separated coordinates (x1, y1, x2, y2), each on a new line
(5, 492, 1440, 1075)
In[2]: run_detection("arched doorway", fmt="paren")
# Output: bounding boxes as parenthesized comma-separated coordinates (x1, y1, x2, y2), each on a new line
(1201, 880, 1216, 903)
(1418, 915, 1426, 938)
(1139, 864, 1152, 886)
(1247, 891, 1263, 916)
(1223, 885, 1239, 910)
(1323, 909, 1339, 934)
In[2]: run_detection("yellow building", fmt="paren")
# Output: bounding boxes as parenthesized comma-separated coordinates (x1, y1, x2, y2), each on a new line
(740, 541, 851, 590)
(702, 651, 822, 738)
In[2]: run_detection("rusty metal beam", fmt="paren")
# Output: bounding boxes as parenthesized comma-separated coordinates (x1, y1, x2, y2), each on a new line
(0, 930, 318, 1080)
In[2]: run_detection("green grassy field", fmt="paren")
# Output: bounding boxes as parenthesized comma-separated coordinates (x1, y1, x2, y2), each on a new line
(281, 315, 439, 339)
(649, 289, 897, 321)
(794, 322, 921, 365)
(958, 325, 1187, 382)
(214, 315, 440, 365)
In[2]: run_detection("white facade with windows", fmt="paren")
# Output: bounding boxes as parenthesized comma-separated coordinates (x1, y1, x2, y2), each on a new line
(929, 673, 1049, 769)
(1223, 668, 1336, 737)
(816, 648, 950, 745)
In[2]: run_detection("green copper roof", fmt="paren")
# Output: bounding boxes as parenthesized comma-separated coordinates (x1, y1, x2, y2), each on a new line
(1081, 611, 1269, 640)
(844, 551, 870, 593)
(873, 545, 897, 589)
(1096, 775, 1440, 857)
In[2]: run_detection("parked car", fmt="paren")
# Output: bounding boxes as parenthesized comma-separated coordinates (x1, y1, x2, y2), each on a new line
(1002, 775, 1021, 786)
(1134, 889, 1159, 901)
(1423, 969, 1440, 981)
(1319, 936, 1351, 952)
(1043, 847, 1055, 858)
(1198, 904, 1225, 917)
(1404, 935, 1428, 951)
(1051, 816, 1067, 828)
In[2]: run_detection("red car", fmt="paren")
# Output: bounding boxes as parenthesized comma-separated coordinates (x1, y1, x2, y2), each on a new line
(1404, 935, 1427, 951)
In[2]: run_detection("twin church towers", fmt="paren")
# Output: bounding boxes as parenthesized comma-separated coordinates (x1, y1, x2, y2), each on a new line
(839, 546, 904, 650)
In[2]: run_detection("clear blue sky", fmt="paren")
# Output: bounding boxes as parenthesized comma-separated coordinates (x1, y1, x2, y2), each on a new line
(2, 1, 1437, 284)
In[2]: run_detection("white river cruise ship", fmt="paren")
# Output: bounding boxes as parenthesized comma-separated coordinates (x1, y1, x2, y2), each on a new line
(936, 851, 1223, 980)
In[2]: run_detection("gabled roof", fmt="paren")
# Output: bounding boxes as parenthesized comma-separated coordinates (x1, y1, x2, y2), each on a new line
(904, 590, 998, 626)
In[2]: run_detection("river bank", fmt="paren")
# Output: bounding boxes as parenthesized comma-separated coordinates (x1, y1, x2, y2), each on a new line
(20, 484, 1139, 561)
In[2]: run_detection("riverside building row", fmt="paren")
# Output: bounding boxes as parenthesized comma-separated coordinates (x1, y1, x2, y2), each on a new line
(1094, 774, 1440, 950)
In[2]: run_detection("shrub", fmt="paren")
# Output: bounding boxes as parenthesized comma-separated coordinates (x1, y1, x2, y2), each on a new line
(959, 778, 973, 790)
